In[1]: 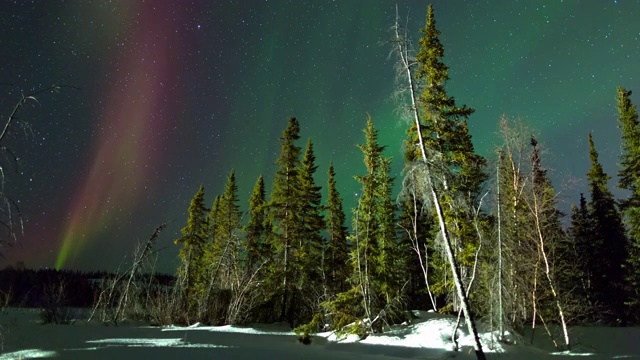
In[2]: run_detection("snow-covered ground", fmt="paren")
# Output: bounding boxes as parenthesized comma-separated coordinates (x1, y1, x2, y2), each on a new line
(1, 308, 639, 359)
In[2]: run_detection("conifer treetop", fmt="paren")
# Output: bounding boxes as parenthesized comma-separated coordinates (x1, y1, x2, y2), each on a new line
(617, 87, 640, 191)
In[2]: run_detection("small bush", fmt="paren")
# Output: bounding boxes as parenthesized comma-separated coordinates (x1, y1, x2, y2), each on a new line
(39, 281, 73, 324)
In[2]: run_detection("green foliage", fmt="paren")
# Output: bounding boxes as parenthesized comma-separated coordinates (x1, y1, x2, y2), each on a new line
(325, 162, 350, 294)
(265, 117, 303, 324)
(295, 139, 326, 288)
(174, 185, 209, 315)
(529, 137, 575, 326)
(208, 171, 243, 283)
(294, 312, 324, 339)
(530, 136, 565, 250)
(586, 133, 628, 320)
(219, 171, 242, 242)
(565, 193, 594, 318)
(341, 117, 405, 332)
(616, 87, 640, 320)
(408, 4, 487, 311)
(625, 206, 640, 318)
(245, 175, 268, 269)
(617, 87, 640, 195)
(320, 287, 368, 337)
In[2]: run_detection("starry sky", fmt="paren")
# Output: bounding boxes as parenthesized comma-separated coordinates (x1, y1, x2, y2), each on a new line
(1, 0, 639, 273)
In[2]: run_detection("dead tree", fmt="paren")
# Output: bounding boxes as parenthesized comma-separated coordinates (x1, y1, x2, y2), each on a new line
(0, 84, 75, 248)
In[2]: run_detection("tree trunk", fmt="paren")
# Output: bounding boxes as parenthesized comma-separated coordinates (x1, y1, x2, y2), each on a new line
(429, 182, 486, 360)
(496, 151, 505, 340)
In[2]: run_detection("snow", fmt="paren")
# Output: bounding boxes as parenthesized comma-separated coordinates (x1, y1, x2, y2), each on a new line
(1, 308, 640, 359)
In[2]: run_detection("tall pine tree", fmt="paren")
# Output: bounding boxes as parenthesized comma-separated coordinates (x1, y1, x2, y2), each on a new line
(529, 136, 570, 348)
(616, 87, 640, 317)
(245, 175, 267, 270)
(348, 117, 404, 331)
(325, 162, 350, 295)
(587, 133, 628, 321)
(411, 3, 487, 311)
(266, 117, 302, 325)
(567, 193, 595, 312)
(175, 185, 209, 318)
(210, 171, 243, 288)
(295, 139, 326, 313)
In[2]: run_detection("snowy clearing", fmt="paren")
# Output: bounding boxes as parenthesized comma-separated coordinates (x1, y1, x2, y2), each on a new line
(0, 308, 639, 359)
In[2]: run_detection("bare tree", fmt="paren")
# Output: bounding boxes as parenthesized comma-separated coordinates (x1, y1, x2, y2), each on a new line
(89, 223, 168, 325)
(0, 84, 75, 249)
(400, 171, 437, 311)
(494, 117, 571, 349)
(408, 153, 486, 360)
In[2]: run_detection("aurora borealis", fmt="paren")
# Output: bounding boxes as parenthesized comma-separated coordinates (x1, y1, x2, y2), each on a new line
(1, 1, 640, 272)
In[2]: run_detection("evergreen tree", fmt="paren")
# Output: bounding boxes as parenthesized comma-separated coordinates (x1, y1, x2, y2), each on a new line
(390, 7, 488, 356)
(245, 175, 267, 270)
(202, 194, 221, 318)
(529, 137, 570, 348)
(617, 87, 640, 200)
(266, 117, 302, 325)
(372, 142, 405, 308)
(616, 87, 640, 317)
(411, 3, 487, 311)
(530, 136, 565, 249)
(295, 139, 326, 310)
(567, 193, 595, 310)
(211, 171, 243, 286)
(325, 162, 350, 295)
(174, 185, 209, 316)
(348, 117, 404, 331)
(208, 195, 222, 246)
(587, 133, 628, 321)
(219, 171, 242, 240)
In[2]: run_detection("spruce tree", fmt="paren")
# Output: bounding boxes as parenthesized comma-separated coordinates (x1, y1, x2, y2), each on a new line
(530, 136, 565, 248)
(266, 117, 302, 325)
(211, 171, 243, 287)
(295, 139, 326, 306)
(325, 162, 350, 295)
(390, 6, 487, 356)
(587, 133, 628, 321)
(616, 87, 640, 316)
(567, 193, 594, 309)
(349, 116, 403, 330)
(529, 136, 570, 348)
(208, 195, 221, 246)
(411, 4, 487, 311)
(202, 194, 221, 318)
(617, 87, 640, 199)
(372, 143, 405, 308)
(174, 185, 209, 316)
(245, 175, 267, 270)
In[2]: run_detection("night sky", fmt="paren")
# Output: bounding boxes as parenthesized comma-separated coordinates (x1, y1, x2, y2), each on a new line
(1, 1, 639, 273)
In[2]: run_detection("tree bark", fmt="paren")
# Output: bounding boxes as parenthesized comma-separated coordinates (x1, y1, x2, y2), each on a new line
(429, 181, 486, 360)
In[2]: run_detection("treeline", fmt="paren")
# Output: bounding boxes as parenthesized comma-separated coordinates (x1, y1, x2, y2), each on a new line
(0, 267, 173, 309)
(78, 4, 640, 354)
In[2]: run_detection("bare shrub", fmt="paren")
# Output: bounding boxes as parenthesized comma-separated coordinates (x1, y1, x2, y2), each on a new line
(40, 280, 73, 324)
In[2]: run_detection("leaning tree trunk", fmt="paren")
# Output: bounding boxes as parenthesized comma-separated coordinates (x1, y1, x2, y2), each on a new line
(532, 195, 570, 349)
(392, 9, 486, 359)
(429, 180, 486, 360)
(496, 151, 505, 340)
